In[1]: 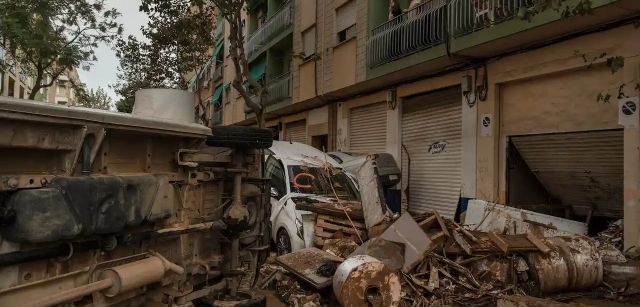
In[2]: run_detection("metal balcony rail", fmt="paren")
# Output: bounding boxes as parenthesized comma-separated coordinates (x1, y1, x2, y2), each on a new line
(449, 0, 534, 37)
(265, 71, 291, 104)
(213, 64, 223, 82)
(247, 1, 294, 57)
(367, 0, 447, 68)
(244, 71, 292, 113)
(214, 22, 225, 40)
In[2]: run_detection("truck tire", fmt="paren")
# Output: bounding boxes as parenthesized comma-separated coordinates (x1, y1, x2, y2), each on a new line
(206, 126, 273, 149)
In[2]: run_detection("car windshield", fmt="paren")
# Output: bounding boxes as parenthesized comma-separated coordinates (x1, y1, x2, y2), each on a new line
(287, 165, 359, 201)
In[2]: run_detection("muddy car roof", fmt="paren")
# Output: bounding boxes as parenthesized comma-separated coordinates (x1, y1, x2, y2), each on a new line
(269, 141, 342, 168)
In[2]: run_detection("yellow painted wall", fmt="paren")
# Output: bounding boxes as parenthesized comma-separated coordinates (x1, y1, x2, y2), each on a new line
(299, 61, 316, 102)
(332, 38, 357, 92)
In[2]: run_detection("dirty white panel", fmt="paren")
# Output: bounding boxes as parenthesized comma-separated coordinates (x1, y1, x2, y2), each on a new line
(302, 213, 317, 248)
(284, 120, 307, 144)
(349, 102, 387, 153)
(356, 156, 387, 229)
(510, 129, 623, 218)
(464, 200, 587, 237)
(402, 87, 462, 217)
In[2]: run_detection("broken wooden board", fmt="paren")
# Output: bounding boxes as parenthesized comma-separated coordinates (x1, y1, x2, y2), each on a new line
(314, 214, 367, 247)
(275, 247, 335, 289)
(295, 202, 365, 221)
(526, 233, 551, 254)
(444, 231, 542, 255)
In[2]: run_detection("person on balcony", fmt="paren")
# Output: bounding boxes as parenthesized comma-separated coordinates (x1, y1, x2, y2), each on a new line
(405, 0, 422, 19)
(389, 0, 402, 21)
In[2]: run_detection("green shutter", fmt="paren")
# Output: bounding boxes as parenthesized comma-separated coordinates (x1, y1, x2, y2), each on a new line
(214, 41, 224, 57)
(248, 56, 267, 82)
(211, 85, 223, 105)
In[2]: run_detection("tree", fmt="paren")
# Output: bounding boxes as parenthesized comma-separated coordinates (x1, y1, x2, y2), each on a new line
(0, 0, 123, 100)
(115, 97, 134, 113)
(112, 0, 219, 119)
(75, 86, 112, 110)
(113, 0, 267, 127)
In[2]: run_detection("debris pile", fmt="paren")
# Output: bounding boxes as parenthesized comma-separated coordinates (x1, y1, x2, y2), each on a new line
(257, 157, 638, 307)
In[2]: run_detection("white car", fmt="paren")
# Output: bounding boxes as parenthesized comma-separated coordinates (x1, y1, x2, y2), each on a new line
(266, 141, 360, 255)
(327, 151, 401, 188)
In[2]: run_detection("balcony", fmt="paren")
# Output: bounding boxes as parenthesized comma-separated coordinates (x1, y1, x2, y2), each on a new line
(366, 0, 636, 75)
(449, 0, 534, 37)
(367, 0, 447, 68)
(213, 64, 223, 82)
(244, 71, 292, 113)
(246, 1, 294, 58)
(214, 22, 225, 41)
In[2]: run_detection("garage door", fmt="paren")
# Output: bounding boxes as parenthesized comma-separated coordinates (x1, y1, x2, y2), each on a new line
(510, 130, 623, 218)
(284, 120, 307, 144)
(349, 102, 387, 153)
(402, 87, 461, 217)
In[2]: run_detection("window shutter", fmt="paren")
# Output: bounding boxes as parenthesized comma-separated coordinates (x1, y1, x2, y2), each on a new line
(302, 27, 316, 57)
(336, 1, 356, 33)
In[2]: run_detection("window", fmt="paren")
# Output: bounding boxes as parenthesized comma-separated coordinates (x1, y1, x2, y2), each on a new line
(19, 86, 24, 99)
(8, 77, 14, 97)
(327, 154, 343, 164)
(335, 1, 356, 44)
(302, 27, 316, 60)
(287, 165, 359, 200)
(266, 156, 287, 198)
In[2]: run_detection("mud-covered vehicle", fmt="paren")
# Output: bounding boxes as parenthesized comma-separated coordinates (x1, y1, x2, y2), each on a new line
(0, 89, 273, 307)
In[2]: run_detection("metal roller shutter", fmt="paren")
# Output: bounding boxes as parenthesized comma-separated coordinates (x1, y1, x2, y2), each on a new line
(349, 102, 387, 153)
(510, 129, 623, 218)
(402, 87, 462, 217)
(285, 120, 307, 144)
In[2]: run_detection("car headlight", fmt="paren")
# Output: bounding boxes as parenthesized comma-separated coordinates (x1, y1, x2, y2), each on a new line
(295, 218, 304, 240)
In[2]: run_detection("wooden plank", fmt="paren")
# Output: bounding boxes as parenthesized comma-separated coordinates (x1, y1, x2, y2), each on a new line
(318, 214, 366, 229)
(296, 203, 365, 220)
(526, 233, 551, 254)
(452, 229, 472, 255)
(488, 232, 509, 254)
(316, 219, 365, 236)
(432, 210, 451, 238)
(314, 227, 335, 238)
(418, 215, 437, 232)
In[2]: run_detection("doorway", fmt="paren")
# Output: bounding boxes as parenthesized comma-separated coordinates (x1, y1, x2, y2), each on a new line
(311, 134, 328, 151)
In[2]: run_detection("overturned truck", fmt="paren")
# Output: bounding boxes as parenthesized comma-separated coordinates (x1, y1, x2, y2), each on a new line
(0, 89, 273, 307)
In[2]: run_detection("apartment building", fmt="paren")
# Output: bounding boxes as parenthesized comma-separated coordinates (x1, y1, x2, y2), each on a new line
(0, 44, 36, 99)
(196, 0, 640, 252)
(44, 67, 81, 105)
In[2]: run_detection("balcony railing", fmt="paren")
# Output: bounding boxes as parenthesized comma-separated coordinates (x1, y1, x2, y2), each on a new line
(214, 22, 225, 41)
(213, 64, 223, 82)
(247, 1, 294, 57)
(366, 0, 536, 68)
(449, 0, 534, 37)
(244, 72, 292, 113)
(367, 0, 447, 68)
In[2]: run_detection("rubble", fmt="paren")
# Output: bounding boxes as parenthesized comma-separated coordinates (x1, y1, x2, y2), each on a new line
(260, 162, 636, 307)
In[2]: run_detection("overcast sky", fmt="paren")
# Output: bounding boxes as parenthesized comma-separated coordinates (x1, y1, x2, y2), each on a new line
(77, 0, 148, 101)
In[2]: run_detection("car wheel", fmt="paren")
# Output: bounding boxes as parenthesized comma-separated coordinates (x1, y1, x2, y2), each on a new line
(276, 228, 292, 256)
(206, 126, 273, 149)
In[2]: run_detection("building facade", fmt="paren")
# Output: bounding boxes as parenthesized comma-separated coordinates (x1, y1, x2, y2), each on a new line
(194, 0, 640, 252)
(0, 43, 36, 99)
(44, 67, 81, 105)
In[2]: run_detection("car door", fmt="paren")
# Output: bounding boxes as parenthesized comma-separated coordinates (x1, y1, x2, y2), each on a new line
(265, 155, 294, 242)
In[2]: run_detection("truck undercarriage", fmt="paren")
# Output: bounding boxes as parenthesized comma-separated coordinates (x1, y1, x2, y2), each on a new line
(0, 91, 273, 307)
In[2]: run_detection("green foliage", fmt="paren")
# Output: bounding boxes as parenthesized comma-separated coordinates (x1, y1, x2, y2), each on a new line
(75, 86, 112, 110)
(112, 0, 217, 104)
(115, 97, 134, 113)
(0, 0, 122, 100)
